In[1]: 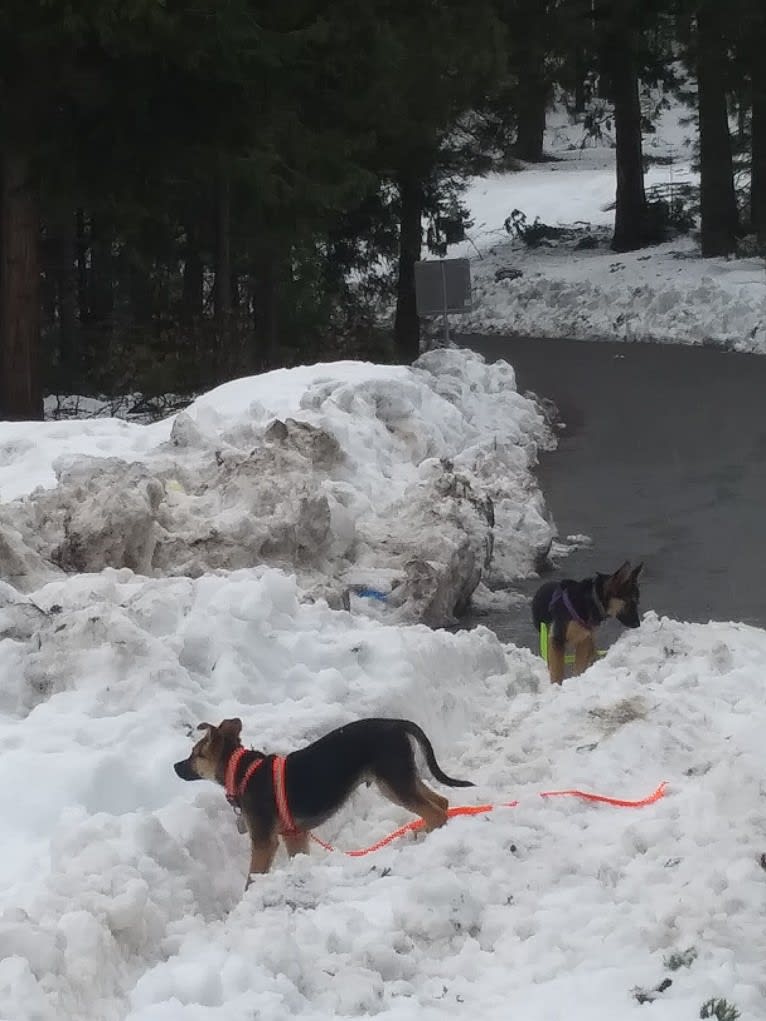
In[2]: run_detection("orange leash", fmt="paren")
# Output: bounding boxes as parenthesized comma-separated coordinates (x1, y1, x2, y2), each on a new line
(308, 782, 667, 858)
(538, 781, 667, 808)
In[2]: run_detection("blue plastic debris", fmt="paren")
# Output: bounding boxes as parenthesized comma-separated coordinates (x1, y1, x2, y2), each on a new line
(353, 586, 388, 602)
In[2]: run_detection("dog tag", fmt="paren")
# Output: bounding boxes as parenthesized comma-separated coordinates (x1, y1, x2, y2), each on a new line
(236, 815, 248, 835)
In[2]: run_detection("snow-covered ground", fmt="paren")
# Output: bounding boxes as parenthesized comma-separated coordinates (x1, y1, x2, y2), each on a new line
(2, 357, 766, 1021)
(447, 95, 766, 351)
(1, 569, 765, 1021)
(3, 90, 766, 1021)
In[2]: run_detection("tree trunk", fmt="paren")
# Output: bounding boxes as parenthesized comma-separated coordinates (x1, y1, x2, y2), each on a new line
(0, 148, 42, 421)
(696, 3, 739, 257)
(75, 208, 88, 322)
(751, 12, 766, 247)
(394, 171, 423, 364)
(89, 220, 114, 325)
(515, 65, 548, 161)
(128, 256, 153, 328)
(181, 221, 204, 328)
(574, 43, 587, 114)
(48, 208, 78, 383)
(253, 243, 279, 372)
(214, 159, 233, 363)
(604, 25, 648, 252)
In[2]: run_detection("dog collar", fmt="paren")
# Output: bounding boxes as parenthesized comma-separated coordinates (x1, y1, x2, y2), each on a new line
(591, 581, 607, 622)
(224, 747, 264, 805)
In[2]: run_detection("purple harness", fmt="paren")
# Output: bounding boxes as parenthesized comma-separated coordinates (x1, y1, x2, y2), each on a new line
(550, 585, 598, 631)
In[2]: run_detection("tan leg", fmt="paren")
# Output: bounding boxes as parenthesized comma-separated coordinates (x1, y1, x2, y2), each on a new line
(574, 633, 597, 676)
(412, 780, 449, 830)
(377, 779, 448, 832)
(548, 641, 566, 684)
(282, 832, 310, 858)
(246, 834, 279, 888)
(420, 781, 449, 811)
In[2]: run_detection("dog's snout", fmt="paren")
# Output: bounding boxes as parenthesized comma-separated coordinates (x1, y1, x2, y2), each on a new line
(174, 758, 200, 781)
(618, 607, 641, 628)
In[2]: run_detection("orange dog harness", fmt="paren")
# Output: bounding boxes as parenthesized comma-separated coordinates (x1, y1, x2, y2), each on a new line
(271, 755, 299, 835)
(224, 749, 299, 835)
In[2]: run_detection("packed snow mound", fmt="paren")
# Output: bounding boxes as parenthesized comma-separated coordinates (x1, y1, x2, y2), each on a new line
(457, 236, 766, 350)
(0, 350, 554, 624)
(1, 574, 765, 1020)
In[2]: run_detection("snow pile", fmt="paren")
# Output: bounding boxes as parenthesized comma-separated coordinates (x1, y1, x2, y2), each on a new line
(446, 95, 766, 351)
(0, 350, 554, 624)
(1, 574, 765, 1020)
(459, 235, 766, 350)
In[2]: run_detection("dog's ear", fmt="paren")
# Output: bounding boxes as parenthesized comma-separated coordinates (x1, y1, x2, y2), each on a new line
(610, 561, 632, 583)
(196, 722, 214, 734)
(218, 718, 243, 741)
(604, 561, 632, 594)
(630, 562, 644, 581)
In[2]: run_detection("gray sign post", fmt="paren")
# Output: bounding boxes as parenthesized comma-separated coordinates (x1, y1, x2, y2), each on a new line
(414, 258, 472, 346)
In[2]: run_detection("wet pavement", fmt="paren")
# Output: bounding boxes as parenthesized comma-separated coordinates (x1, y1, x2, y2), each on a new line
(457, 334, 766, 652)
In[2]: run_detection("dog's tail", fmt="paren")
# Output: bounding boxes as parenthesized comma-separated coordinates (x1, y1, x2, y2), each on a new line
(403, 721, 475, 788)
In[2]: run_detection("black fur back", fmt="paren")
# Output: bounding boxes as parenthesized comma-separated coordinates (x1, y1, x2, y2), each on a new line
(531, 580, 559, 630)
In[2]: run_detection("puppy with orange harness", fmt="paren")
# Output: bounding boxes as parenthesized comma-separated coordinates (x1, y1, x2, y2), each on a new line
(174, 717, 473, 888)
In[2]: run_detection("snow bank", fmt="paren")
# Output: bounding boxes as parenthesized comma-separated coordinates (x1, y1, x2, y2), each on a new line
(1, 575, 765, 1020)
(457, 235, 766, 351)
(0, 350, 554, 623)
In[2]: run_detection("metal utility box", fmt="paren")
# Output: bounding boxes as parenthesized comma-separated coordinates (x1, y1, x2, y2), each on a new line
(414, 258, 472, 316)
(414, 258, 472, 345)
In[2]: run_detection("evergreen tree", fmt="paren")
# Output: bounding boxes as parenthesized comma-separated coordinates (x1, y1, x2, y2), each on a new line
(371, 0, 505, 362)
(593, 0, 654, 252)
(745, 5, 766, 246)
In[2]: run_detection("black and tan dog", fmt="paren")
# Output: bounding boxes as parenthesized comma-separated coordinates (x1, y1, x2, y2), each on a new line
(174, 717, 473, 886)
(532, 561, 643, 684)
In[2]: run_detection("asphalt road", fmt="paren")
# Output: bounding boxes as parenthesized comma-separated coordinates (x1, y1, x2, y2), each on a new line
(459, 334, 766, 651)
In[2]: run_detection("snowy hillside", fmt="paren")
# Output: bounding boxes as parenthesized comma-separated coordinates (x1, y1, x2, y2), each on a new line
(447, 96, 766, 351)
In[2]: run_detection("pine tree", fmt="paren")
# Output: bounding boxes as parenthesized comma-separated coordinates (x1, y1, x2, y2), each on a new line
(594, 0, 651, 252)
(746, 5, 766, 246)
(695, 0, 739, 256)
(370, 0, 505, 362)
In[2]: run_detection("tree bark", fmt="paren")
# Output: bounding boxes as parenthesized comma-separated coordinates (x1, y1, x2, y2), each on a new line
(181, 220, 204, 328)
(394, 171, 423, 364)
(253, 243, 279, 372)
(696, 3, 739, 257)
(48, 208, 78, 382)
(574, 42, 587, 115)
(751, 12, 766, 247)
(0, 148, 43, 420)
(214, 159, 233, 361)
(128, 255, 153, 328)
(89, 219, 114, 325)
(75, 208, 88, 322)
(603, 24, 648, 252)
(515, 65, 548, 161)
